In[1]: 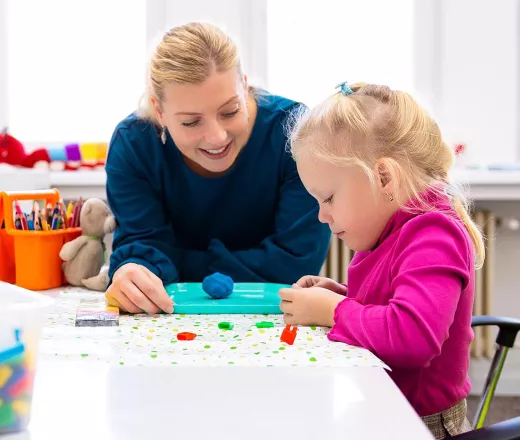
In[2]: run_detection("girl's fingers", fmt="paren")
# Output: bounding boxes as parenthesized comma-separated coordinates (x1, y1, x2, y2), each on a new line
(283, 313, 296, 325)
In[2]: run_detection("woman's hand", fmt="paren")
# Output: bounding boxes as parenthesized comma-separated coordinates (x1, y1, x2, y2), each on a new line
(294, 275, 347, 295)
(105, 263, 174, 314)
(279, 286, 345, 327)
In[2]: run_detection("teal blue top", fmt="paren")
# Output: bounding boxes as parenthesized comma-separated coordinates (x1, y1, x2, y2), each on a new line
(105, 91, 331, 285)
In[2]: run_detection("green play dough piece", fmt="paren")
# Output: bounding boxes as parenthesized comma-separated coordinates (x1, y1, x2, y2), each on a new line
(0, 403, 16, 428)
(218, 322, 234, 330)
(255, 321, 274, 328)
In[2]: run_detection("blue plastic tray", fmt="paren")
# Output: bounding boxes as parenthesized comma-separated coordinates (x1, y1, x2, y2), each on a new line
(164, 282, 288, 314)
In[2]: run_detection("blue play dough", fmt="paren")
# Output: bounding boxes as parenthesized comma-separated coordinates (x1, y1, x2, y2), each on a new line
(202, 272, 234, 299)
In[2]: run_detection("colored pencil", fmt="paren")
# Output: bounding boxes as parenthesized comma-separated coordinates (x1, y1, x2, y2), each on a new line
(14, 201, 28, 230)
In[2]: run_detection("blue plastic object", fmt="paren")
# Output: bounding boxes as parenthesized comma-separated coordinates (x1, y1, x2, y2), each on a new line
(165, 282, 288, 314)
(202, 272, 234, 299)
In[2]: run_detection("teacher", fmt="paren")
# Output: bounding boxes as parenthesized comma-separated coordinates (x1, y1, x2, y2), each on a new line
(104, 22, 330, 314)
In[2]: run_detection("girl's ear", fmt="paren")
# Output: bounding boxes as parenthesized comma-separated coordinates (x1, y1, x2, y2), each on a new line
(151, 97, 164, 126)
(375, 158, 398, 196)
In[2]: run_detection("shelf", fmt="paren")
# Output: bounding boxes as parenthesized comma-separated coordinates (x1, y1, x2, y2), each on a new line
(3, 168, 520, 201)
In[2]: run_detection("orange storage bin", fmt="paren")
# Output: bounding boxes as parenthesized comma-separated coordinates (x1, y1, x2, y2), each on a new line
(0, 189, 82, 290)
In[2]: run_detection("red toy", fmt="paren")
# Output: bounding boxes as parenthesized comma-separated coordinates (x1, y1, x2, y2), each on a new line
(177, 332, 197, 341)
(0, 129, 50, 168)
(454, 143, 465, 156)
(280, 325, 298, 345)
(0, 128, 107, 170)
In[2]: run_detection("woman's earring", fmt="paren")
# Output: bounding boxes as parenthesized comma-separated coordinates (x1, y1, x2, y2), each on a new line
(387, 193, 394, 202)
(160, 126, 167, 145)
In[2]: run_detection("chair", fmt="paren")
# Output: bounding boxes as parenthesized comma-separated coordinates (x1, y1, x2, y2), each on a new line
(452, 315, 520, 439)
(453, 416, 520, 440)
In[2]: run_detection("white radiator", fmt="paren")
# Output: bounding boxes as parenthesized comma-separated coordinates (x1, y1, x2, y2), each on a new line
(471, 210, 495, 359)
(319, 235, 354, 284)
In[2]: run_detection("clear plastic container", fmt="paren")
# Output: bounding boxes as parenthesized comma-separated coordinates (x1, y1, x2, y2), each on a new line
(0, 281, 54, 434)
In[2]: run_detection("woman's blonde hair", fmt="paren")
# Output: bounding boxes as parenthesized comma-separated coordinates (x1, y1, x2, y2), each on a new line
(290, 83, 485, 268)
(139, 22, 243, 123)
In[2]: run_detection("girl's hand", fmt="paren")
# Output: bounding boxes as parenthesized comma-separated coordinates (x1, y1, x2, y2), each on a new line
(294, 275, 348, 295)
(105, 263, 174, 314)
(279, 286, 345, 327)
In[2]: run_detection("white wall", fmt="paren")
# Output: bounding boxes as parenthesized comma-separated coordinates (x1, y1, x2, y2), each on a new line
(266, 0, 415, 108)
(4, 0, 149, 146)
(412, 0, 442, 115)
(157, 0, 267, 88)
(436, 0, 520, 167)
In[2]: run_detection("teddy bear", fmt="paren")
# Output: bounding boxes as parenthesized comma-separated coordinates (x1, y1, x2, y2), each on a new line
(59, 198, 116, 291)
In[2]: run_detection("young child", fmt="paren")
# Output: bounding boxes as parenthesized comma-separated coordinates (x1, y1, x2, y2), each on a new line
(278, 81, 484, 439)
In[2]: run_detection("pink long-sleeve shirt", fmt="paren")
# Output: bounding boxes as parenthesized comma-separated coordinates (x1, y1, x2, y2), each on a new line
(328, 191, 475, 417)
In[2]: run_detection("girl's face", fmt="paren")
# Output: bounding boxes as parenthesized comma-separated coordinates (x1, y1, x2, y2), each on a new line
(297, 156, 398, 251)
(154, 67, 256, 176)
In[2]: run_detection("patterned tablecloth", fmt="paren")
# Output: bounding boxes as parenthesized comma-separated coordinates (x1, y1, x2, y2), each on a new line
(39, 288, 389, 369)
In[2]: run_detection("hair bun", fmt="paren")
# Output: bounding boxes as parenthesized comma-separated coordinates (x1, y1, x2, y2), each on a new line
(356, 84, 392, 103)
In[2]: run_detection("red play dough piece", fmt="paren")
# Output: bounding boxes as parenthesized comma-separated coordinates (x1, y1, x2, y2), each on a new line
(177, 332, 197, 341)
(280, 325, 298, 345)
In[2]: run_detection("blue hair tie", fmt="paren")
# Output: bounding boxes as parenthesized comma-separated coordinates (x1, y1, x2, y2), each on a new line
(336, 81, 353, 96)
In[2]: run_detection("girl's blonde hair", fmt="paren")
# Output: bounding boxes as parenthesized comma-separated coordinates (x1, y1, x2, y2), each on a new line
(139, 22, 243, 123)
(290, 83, 485, 268)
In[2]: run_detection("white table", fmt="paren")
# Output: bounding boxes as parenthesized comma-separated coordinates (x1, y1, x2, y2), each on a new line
(5, 362, 434, 440)
(3, 287, 433, 439)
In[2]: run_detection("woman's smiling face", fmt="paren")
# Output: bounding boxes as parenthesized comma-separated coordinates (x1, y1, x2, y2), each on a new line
(154, 67, 255, 176)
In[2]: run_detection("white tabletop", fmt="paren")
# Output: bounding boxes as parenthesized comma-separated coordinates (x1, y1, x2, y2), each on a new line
(5, 362, 433, 440)
(3, 287, 434, 439)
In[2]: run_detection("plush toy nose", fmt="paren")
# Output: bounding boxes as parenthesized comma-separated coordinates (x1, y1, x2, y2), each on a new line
(104, 216, 116, 234)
